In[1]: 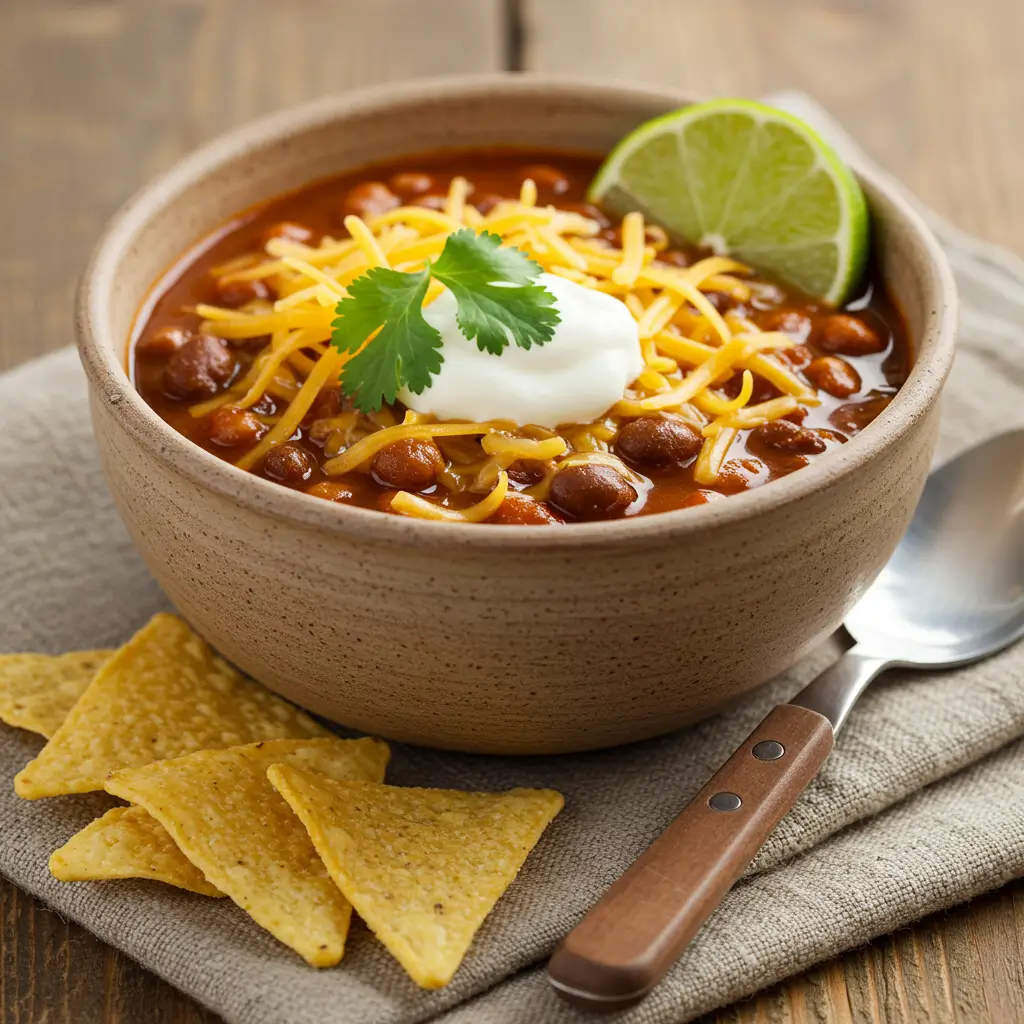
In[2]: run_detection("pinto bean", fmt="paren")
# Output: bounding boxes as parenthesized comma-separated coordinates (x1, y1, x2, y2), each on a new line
(216, 276, 273, 308)
(262, 221, 313, 246)
(777, 344, 814, 372)
(488, 493, 563, 525)
(754, 419, 827, 455)
(207, 407, 265, 448)
(657, 249, 691, 268)
(549, 465, 637, 521)
(805, 356, 862, 398)
(506, 459, 548, 485)
(388, 172, 433, 196)
(680, 489, 725, 508)
(303, 386, 345, 426)
(519, 164, 570, 194)
(163, 336, 236, 399)
(307, 480, 357, 504)
(758, 309, 812, 341)
(817, 313, 885, 355)
(341, 182, 399, 219)
(413, 194, 449, 211)
(829, 395, 892, 435)
(723, 370, 779, 404)
(263, 442, 315, 485)
(615, 417, 702, 467)
(471, 193, 504, 215)
(816, 428, 849, 444)
(136, 325, 191, 359)
(372, 439, 444, 491)
(715, 458, 765, 495)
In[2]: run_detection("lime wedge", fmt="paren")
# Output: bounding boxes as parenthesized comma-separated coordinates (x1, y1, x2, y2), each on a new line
(588, 99, 869, 305)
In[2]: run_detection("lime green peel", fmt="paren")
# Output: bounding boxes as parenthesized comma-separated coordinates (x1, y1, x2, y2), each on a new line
(588, 99, 869, 306)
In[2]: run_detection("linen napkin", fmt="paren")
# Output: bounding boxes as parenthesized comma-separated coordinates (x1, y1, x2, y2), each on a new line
(0, 94, 1023, 1024)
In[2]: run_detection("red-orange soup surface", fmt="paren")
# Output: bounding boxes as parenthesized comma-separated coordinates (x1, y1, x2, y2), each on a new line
(131, 148, 910, 525)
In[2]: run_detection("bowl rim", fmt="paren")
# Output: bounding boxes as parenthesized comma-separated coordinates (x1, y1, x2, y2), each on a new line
(76, 72, 958, 551)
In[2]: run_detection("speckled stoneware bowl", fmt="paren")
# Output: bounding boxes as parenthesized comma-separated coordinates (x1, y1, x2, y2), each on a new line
(76, 76, 957, 754)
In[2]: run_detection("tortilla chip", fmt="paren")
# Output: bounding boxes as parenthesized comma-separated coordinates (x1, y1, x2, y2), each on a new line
(268, 768, 563, 987)
(0, 650, 113, 738)
(15, 614, 327, 798)
(106, 737, 389, 966)
(49, 805, 224, 897)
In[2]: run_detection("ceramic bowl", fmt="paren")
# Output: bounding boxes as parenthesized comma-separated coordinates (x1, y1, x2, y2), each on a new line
(76, 76, 957, 754)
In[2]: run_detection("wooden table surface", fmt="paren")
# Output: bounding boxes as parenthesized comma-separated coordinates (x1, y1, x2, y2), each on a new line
(2, 1, 1022, 1021)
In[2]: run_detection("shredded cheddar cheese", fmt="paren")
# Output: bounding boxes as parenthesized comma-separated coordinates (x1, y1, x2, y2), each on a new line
(695, 370, 754, 417)
(391, 470, 510, 522)
(322, 422, 501, 477)
(694, 427, 739, 485)
(612, 211, 646, 287)
(236, 348, 345, 471)
(184, 183, 829, 518)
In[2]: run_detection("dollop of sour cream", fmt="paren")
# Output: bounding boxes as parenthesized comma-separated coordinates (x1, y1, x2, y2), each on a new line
(398, 273, 644, 428)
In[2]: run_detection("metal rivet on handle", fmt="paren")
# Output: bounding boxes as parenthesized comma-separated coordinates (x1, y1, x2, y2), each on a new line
(708, 792, 742, 812)
(752, 740, 785, 761)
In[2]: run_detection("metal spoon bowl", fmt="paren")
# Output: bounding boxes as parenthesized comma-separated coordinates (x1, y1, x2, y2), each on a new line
(849, 428, 1024, 663)
(795, 429, 1024, 728)
(550, 430, 1024, 1012)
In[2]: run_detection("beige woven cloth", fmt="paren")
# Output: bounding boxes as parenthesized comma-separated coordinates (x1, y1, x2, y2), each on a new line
(1, 95, 1023, 1024)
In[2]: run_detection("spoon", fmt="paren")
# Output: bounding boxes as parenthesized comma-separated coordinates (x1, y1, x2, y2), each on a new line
(548, 429, 1024, 1013)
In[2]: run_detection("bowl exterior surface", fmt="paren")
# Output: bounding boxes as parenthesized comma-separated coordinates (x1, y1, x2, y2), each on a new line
(77, 77, 956, 754)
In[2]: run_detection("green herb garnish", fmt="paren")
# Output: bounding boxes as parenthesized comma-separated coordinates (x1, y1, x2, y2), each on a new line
(330, 229, 559, 413)
(330, 266, 440, 417)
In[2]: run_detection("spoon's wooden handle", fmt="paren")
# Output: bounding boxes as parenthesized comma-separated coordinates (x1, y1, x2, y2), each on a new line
(548, 704, 834, 1013)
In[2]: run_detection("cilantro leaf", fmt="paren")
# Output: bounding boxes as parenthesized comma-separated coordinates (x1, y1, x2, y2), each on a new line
(431, 230, 561, 355)
(330, 266, 442, 414)
(329, 230, 561, 413)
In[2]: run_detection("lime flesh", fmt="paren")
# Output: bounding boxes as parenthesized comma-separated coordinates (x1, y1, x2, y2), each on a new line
(588, 99, 869, 305)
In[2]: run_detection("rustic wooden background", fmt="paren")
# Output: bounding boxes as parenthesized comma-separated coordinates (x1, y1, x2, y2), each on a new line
(1, 1, 1022, 1021)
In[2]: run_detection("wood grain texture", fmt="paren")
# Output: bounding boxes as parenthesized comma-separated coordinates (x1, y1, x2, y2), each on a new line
(0, 0, 502, 370)
(552, 706, 835, 1011)
(697, 880, 1024, 1024)
(0, 880, 218, 1022)
(522, 0, 1024, 255)
(1, 0, 1023, 1021)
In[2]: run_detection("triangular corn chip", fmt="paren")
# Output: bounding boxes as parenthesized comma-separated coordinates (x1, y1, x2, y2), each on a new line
(106, 737, 390, 966)
(0, 650, 112, 738)
(15, 614, 326, 798)
(49, 805, 225, 897)
(268, 768, 563, 987)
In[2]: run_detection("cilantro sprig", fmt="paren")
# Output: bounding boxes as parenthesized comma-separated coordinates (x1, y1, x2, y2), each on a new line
(330, 267, 441, 416)
(330, 229, 560, 413)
